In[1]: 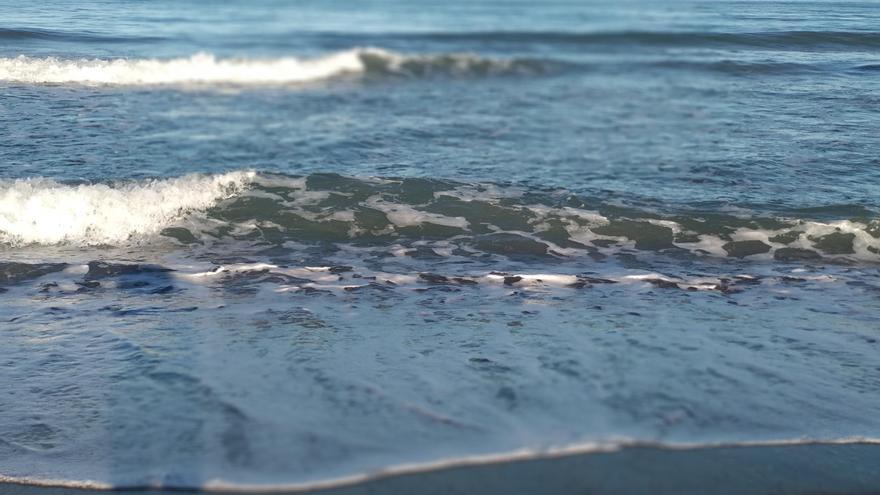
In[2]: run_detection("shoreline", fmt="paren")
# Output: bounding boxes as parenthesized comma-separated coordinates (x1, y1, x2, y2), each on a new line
(4, 440, 880, 495)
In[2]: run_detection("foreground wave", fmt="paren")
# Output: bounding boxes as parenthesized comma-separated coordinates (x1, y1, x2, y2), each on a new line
(0, 49, 549, 85)
(0, 171, 253, 245)
(1, 171, 878, 262)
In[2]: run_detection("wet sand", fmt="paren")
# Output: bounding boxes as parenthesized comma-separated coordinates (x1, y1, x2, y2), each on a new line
(4, 442, 879, 495)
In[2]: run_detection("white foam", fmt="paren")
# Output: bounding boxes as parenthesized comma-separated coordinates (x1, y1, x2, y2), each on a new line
(0, 171, 254, 246)
(435, 183, 527, 202)
(0, 50, 370, 85)
(484, 273, 580, 286)
(669, 220, 880, 261)
(365, 195, 469, 230)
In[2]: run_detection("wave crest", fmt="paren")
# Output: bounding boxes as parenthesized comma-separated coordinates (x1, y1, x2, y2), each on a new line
(1, 171, 878, 262)
(0, 171, 253, 246)
(0, 49, 546, 85)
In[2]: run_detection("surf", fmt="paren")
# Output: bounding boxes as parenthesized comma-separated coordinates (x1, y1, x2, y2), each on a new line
(0, 171, 253, 246)
(0, 49, 549, 86)
(0, 171, 878, 263)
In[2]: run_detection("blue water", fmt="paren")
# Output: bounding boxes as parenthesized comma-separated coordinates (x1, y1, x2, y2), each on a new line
(1, 1, 879, 491)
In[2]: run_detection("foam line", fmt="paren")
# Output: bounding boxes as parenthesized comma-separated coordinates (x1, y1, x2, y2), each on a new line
(1, 437, 877, 492)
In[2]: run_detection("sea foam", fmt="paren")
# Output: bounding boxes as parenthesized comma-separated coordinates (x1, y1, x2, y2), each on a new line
(0, 171, 253, 246)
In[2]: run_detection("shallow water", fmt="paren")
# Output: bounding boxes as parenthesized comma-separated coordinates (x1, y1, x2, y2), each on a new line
(1, 0, 879, 490)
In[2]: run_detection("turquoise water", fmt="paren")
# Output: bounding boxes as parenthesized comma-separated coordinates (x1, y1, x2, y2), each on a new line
(1, 1, 879, 491)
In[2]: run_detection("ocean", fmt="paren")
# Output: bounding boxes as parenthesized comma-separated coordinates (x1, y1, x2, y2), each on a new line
(1, 0, 879, 493)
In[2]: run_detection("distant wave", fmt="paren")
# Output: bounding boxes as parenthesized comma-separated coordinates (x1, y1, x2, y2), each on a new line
(4, 26, 880, 51)
(0, 26, 165, 43)
(1, 171, 878, 262)
(390, 29, 880, 51)
(648, 59, 827, 75)
(0, 49, 551, 85)
(0, 45, 871, 86)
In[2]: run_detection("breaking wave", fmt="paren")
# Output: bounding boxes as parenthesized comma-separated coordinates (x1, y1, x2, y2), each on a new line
(0, 171, 253, 246)
(1, 171, 878, 262)
(0, 49, 551, 85)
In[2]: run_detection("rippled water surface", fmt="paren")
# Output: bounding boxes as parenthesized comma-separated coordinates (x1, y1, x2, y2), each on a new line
(1, 0, 879, 491)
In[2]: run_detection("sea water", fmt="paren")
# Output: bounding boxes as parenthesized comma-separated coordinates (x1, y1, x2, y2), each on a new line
(1, 0, 879, 490)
